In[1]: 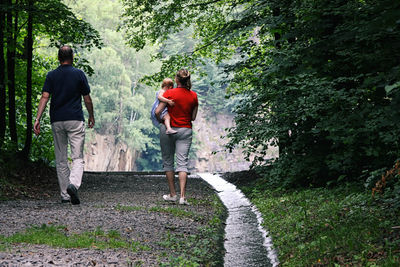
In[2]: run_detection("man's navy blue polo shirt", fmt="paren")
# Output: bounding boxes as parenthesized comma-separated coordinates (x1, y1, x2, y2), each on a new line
(42, 64, 90, 123)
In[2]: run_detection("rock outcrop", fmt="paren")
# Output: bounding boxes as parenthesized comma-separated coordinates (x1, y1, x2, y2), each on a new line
(191, 111, 251, 172)
(84, 133, 138, 171)
(83, 109, 276, 172)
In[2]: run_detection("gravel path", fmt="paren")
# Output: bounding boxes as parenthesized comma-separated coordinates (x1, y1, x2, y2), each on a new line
(0, 173, 225, 266)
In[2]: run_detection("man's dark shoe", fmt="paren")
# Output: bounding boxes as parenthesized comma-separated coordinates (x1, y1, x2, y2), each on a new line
(67, 184, 80, 205)
(61, 199, 70, 204)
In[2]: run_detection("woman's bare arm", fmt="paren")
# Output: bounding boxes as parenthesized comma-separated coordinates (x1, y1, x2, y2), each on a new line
(192, 105, 198, 121)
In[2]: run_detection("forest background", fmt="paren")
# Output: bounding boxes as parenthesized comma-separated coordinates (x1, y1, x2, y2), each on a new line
(0, 0, 257, 173)
(1, 0, 400, 265)
(0, 0, 399, 216)
(1, 0, 399, 188)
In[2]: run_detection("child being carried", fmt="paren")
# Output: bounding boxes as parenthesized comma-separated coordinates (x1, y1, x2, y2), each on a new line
(151, 78, 177, 134)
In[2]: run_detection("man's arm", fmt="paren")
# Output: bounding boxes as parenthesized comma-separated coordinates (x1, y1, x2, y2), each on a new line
(33, 92, 50, 136)
(155, 102, 167, 122)
(83, 94, 95, 128)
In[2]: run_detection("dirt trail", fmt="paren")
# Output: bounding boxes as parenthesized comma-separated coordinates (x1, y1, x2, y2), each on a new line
(0, 172, 225, 266)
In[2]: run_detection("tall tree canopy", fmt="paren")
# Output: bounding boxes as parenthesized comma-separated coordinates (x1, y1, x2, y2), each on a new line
(0, 0, 101, 160)
(122, 0, 400, 186)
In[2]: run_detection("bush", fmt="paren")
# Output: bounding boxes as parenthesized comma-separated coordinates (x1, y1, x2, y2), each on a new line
(367, 160, 400, 210)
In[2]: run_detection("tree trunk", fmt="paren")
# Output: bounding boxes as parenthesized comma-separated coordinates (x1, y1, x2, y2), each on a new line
(271, 5, 285, 156)
(0, 0, 6, 149)
(118, 82, 123, 135)
(7, 0, 17, 145)
(272, 7, 281, 49)
(21, 0, 33, 159)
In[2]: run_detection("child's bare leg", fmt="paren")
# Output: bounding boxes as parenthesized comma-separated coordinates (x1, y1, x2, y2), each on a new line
(163, 114, 177, 134)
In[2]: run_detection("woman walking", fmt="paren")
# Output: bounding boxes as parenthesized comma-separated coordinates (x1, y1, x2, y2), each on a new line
(155, 69, 198, 205)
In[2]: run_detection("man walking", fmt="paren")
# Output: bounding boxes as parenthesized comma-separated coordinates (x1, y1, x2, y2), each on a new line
(34, 45, 95, 205)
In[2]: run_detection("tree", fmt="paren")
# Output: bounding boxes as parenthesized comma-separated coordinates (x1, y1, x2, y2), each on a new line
(0, 1, 5, 149)
(20, 0, 33, 159)
(121, 0, 400, 186)
(0, 0, 101, 159)
(65, 0, 162, 170)
(6, 0, 18, 145)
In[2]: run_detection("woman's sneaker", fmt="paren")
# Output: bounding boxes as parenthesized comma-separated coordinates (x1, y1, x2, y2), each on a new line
(179, 197, 189, 205)
(163, 194, 177, 201)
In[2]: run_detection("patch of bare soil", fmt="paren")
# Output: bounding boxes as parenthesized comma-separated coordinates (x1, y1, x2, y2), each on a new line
(0, 159, 57, 200)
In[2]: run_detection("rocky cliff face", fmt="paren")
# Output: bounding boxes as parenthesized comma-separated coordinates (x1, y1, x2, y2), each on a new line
(83, 109, 276, 172)
(84, 133, 139, 171)
(191, 111, 252, 172)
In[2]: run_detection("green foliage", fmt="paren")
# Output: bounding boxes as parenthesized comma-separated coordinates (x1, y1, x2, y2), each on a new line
(1, 0, 101, 161)
(115, 195, 225, 266)
(240, 182, 400, 266)
(366, 160, 400, 210)
(229, 0, 400, 186)
(0, 224, 150, 251)
(65, 0, 165, 169)
(158, 222, 224, 266)
(121, 0, 400, 185)
(148, 206, 199, 219)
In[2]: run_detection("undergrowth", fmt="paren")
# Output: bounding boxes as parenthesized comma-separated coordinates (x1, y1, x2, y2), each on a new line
(239, 179, 400, 266)
(0, 224, 150, 252)
(0, 154, 56, 200)
(157, 194, 226, 266)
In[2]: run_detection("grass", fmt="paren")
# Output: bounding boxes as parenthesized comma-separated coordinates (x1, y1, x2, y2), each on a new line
(148, 206, 199, 219)
(157, 194, 226, 267)
(239, 182, 400, 266)
(157, 224, 223, 266)
(115, 203, 203, 220)
(114, 196, 226, 266)
(0, 224, 150, 252)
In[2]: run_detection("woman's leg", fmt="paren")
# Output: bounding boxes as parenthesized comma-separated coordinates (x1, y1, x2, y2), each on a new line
(160, 124, 177, 198)
(174, 128, 192, 202)
(166, 171, 176, 197)
(178, 171, 187, 199)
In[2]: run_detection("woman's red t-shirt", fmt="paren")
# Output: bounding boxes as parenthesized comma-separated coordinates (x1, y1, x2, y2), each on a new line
(163, 87, 198, 128)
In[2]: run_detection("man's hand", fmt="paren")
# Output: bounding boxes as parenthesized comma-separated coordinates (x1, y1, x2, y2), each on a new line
(88, 116, 95, 128)
(33, 119, 41, 136)
(168, 99, 175, 107)
(83, 94, 95, 128)
(33, 92, 50, 136)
